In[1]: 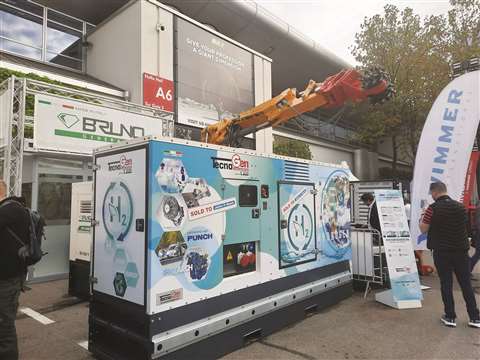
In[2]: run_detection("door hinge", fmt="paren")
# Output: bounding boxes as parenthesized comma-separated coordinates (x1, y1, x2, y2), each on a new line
(92, 164, 101, 171)
(91, 219, 99, 226)
(310, 189, 318, 195)
(89, 276, 98, 284)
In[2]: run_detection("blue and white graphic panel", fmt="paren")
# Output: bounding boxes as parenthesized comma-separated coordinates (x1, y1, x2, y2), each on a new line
(93, 147, 146, 305)
(278, 182, 317, 268)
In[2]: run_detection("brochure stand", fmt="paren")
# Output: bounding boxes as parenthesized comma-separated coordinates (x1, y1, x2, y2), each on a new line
(375, 289, 422, 309)
(373, 190, 423, 309)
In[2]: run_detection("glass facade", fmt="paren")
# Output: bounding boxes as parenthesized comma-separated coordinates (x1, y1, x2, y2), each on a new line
(0, 0, 94, 72)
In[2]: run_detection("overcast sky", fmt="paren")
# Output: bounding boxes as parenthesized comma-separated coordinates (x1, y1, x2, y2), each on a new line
(256, 0, 452, 65)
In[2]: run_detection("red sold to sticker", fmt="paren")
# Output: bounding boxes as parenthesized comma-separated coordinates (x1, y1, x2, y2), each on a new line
(143, 73, 174, 112)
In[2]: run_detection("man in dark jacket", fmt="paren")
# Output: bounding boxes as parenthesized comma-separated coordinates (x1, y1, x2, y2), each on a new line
(361, 193, 381, 247)
(0, 180, 30, 359)
(360, 193, 381, 233)
(420, 181, 480, 328)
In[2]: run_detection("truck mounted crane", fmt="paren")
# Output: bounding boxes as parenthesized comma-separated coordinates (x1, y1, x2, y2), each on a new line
(200, 67, 394, 147)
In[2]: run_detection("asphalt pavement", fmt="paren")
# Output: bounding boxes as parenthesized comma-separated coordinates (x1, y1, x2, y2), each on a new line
(15, 275, 480, 359)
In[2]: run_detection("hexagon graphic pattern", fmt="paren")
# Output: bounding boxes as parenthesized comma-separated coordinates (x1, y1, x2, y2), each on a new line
(124, 262, 140, 287)
(113, 248, 128, 271)
(155, 158, 189, 194)
(156, 194, 187, 230)
(113, 272, 127, 297)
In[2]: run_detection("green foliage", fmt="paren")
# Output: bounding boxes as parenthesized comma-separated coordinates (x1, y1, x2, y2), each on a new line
(273, 137, 312, 160)
(447, 0, 480, 61)
(350, 0, 480, 176)
(1, 67, 96, 138)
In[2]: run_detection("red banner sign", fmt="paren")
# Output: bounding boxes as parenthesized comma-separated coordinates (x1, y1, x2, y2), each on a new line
(462, 151, 480, 207)
(143, 73, 174, 112)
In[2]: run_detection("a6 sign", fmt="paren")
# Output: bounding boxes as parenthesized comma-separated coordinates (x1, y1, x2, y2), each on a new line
(143, 73, 174, 112)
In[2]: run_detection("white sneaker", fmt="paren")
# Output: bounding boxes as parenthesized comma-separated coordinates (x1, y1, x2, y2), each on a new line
(468, 319, 480, 328)
(441, 315, 456, 327)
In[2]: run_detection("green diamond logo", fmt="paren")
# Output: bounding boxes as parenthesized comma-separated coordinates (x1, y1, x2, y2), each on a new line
(57, 113, 80, 128)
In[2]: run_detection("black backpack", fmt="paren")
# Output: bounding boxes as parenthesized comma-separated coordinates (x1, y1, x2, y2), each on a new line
(4, 201, 46, 266)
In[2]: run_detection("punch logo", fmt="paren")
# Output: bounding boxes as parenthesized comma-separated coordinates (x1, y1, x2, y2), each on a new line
(57, 113, 80, 128)
(108, 155, 133, 174)
(186, 230, 213, 242)
(211, 154, 249, 175)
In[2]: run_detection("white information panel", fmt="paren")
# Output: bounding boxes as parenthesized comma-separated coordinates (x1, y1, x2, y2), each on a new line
(374, 189, 422, 308)
(93, 147, 146, 305)
(69, 182, 93, 262)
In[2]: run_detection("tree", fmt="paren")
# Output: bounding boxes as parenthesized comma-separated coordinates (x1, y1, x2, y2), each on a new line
(350, 5, 451, 176)
(273, 136, 312, 160)
(447, 0, 480, 62)
(350, 1, 480, 177)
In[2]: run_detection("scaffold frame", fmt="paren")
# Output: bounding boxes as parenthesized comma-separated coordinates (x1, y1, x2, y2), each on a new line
(0, 75, 174, 197)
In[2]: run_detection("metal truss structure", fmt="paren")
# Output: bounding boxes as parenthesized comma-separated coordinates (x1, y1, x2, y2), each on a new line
(0, 75, 174, 197)
(0, 76, 26, 197)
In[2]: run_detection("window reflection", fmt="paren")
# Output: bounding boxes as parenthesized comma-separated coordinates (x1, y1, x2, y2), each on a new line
(0, 3, 42, 59)
(47, 22, 82, 70)
(0, 1, 92, 72)
(38, 174, 83, 225)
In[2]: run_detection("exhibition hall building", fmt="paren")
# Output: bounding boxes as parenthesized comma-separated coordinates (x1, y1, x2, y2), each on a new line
(0, 0, 410, 282)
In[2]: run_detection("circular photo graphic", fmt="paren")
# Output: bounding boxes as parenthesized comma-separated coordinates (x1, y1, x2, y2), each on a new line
(321, 171, 351, 257)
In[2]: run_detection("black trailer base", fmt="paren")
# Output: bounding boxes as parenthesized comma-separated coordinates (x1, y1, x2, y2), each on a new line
(89, 281, 352, 360)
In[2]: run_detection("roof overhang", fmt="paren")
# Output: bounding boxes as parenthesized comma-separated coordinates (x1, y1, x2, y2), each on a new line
(36, 0, 350, 96)
(160, 0, 350, 95)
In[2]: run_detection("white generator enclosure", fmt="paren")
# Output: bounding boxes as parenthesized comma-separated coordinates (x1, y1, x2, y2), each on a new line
(69, 182, 93, 299)
(89, 137, 353, 359)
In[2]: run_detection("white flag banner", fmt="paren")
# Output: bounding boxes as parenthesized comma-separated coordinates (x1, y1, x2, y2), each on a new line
(410, 71, 480, 249)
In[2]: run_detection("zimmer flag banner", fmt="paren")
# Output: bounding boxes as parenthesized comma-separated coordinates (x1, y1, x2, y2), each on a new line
(410, 71, 480, 249)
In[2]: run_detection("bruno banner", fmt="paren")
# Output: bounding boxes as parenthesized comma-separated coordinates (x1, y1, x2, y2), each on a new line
(410, 71, 480, 250)
(34, 94, 172, 154)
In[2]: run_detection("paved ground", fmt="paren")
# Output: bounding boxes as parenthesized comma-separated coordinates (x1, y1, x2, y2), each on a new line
(15, 275, 480, 360)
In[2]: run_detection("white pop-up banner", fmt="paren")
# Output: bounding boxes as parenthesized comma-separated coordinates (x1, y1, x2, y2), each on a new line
(410, 71, 480, 249)
(375, 189, 422, 308)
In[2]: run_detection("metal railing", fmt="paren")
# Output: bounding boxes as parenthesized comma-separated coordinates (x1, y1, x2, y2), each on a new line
(0, 0, 95, 72)
(0, 75, 175, 196)
(351, 227, 387, 297)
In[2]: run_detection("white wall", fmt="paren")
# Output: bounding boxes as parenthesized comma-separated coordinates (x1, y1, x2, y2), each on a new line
(141, 2, 174, 81)
(254, 55, 273, 153)
(22, 155, 33, 183)
(86, 1, 142, 103)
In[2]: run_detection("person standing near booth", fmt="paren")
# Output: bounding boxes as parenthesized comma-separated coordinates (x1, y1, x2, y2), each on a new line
(419, 181, 480, 328)
(0, 180, 30, 359)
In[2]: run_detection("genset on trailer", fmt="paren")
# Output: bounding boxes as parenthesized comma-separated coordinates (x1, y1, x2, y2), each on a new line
(89, 136, 355, 359)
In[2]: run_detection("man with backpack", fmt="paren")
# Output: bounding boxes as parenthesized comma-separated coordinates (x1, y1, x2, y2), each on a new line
(0, 180, 33, 360)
